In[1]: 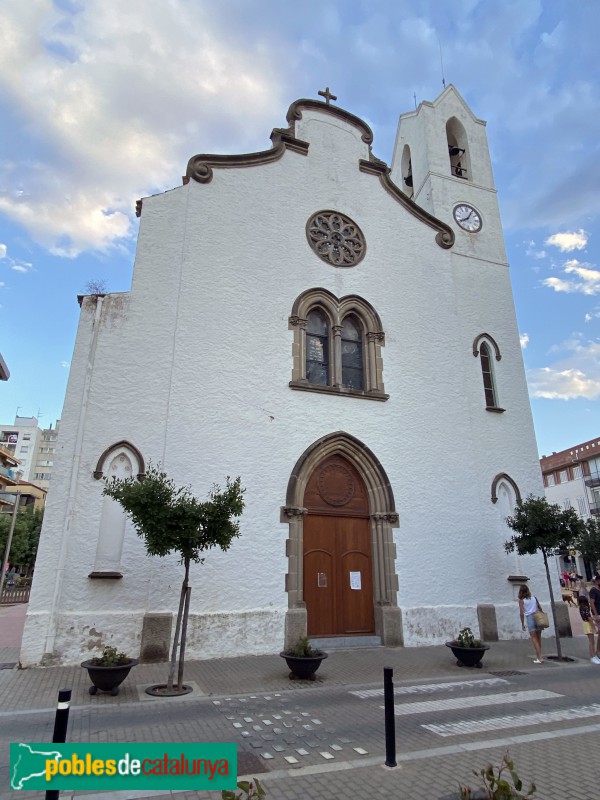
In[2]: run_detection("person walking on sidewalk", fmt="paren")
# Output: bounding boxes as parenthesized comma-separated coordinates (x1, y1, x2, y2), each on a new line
(577, 595, 599, 663)
(588, 574, 600, 664)
(518, 584, 543, 664)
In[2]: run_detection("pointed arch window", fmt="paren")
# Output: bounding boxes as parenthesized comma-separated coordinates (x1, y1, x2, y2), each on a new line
(306, 309, 330, 386)
(480, 342, 496, 407)
(90, 441, 145, 578)
(290, 289, 387, 401)
(341, 316, 364, 390)
(473, 334, 505, 413)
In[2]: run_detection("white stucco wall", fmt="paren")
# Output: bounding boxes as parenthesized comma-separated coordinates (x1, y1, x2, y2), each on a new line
(22, 90, 550, 666)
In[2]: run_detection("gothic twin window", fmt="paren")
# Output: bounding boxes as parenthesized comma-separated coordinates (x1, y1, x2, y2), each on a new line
(290, 289, 386, 400)
(305, 309, 365, 390)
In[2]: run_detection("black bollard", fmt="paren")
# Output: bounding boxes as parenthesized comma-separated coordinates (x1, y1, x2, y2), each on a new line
(45, 688, 71, 800)
(383, 667, 397, 767)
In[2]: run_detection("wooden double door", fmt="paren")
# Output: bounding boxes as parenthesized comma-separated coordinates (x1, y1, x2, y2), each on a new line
(303, 455, 375, 637)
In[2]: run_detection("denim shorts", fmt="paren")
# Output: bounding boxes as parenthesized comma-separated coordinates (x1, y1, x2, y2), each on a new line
(526, 614, 539, 633)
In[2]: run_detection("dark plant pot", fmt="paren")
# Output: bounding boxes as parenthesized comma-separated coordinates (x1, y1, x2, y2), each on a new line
(280, 651, 328, 680)
(81, 659, 139, 695)
(445, 643, 489, 668)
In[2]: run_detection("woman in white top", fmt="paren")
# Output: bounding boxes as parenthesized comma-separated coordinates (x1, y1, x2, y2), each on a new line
(518, 584, 543, 663)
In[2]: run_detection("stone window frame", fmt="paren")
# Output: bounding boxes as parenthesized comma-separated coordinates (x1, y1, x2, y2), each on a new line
(289, 288, 388, 401)
(473, 333, 504, 413)
(490, 472, 522, 505)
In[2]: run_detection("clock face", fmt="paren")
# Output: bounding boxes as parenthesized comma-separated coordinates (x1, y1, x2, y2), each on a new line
(453, 204, 482, 232)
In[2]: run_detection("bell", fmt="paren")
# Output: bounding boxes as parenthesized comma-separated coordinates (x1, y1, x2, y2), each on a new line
(448, 146, 464, 157)
(404, 174, 413, 187)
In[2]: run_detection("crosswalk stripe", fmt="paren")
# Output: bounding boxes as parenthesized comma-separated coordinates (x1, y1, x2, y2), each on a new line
(386, 689, 561, 716)
(422, 702, 600, 737)
(350, 677, 508, 699)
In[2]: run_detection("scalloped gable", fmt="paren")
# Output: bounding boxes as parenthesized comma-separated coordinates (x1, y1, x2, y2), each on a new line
(169, 98, 454, 250)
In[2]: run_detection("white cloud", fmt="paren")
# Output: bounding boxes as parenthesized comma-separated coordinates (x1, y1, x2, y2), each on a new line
(542, 260, 600, 295)
(0, 243, 6, 258)
(525, 241, 546, 260)
(520, 333, 529, 349)
(545, 229, 588, 252)
(60, 361, 70, 368)
(0, 0, 284, 256)
(527, 337, 600, 400)
(10, 261, 33, 273)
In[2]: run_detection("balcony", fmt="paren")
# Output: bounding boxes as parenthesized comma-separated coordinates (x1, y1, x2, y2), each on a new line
(590, 504, 600, 517)
(584, 474, 600, 488)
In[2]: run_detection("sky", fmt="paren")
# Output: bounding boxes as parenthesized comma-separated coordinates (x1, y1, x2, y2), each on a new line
(0, 0, 599, 458)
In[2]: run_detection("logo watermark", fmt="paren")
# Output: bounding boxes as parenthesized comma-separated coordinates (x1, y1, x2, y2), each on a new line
(10, 742, 237, 791)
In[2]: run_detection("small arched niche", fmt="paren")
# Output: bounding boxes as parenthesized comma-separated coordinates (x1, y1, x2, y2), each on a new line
(401, 144, 413, 196)
(446, 117, 472, 182)
(89, 441, 145, 578)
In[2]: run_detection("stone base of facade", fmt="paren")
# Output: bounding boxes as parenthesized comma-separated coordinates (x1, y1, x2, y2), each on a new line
(21, 600, 568, 666)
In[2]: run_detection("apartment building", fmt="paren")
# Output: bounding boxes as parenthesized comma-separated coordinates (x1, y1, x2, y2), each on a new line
(540, 436, 600, 519)
(540, 436, 600, 578)
(0, 417, 60, 490)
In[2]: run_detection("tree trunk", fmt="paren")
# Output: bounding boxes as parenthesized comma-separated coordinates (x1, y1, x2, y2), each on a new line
(543, 547, 563, 660)
(176, 569, 192, 690)
(166, 563, 189, 691)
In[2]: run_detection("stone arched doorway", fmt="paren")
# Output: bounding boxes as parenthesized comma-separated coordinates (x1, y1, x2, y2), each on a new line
(282, 431, 402, 648)
(303, 454, 374, 637)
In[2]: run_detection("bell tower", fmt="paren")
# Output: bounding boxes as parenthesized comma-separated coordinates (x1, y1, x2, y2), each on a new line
(390, 85, 506, 265)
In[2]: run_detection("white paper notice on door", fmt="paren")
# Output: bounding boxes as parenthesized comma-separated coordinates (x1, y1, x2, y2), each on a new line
(349, 571, 361, 590)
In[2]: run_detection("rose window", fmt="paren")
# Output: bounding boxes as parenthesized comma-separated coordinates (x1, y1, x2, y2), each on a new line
(306, 210, 366, 267)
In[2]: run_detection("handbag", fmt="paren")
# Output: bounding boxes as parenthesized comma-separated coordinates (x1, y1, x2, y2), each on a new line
(533, 598, 549, 629)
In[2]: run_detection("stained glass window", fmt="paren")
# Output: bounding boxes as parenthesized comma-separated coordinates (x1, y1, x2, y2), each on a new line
(306, 310, 329, 386)
(341, 316, 363, 390)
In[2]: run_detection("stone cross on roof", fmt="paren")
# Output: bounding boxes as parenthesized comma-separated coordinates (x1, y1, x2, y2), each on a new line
(318, 86, 337, 105)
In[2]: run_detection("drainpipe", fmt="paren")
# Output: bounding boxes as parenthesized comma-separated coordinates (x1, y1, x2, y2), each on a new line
(43, 295, 104, 658)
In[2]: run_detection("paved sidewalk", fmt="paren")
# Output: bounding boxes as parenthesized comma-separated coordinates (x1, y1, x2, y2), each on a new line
(2, 603, 599, 799)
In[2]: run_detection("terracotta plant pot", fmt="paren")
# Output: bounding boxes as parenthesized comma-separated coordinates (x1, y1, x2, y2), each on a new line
(280, 651, 328, 680)
(445, 642, 489, 668)
(81, 659, 139, 695)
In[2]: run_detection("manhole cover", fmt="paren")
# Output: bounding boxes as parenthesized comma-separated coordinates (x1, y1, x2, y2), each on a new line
(486, 670, 526, 676)
(238, 751, 269, 775)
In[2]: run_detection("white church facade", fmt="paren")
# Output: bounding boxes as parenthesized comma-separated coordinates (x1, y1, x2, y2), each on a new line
(22, 86, 556, 666)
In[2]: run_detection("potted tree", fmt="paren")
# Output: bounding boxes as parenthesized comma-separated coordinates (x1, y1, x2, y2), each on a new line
(81, 646, 138, 695)
(280, 636, 328, 680)
(446, 627, 489, 668)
